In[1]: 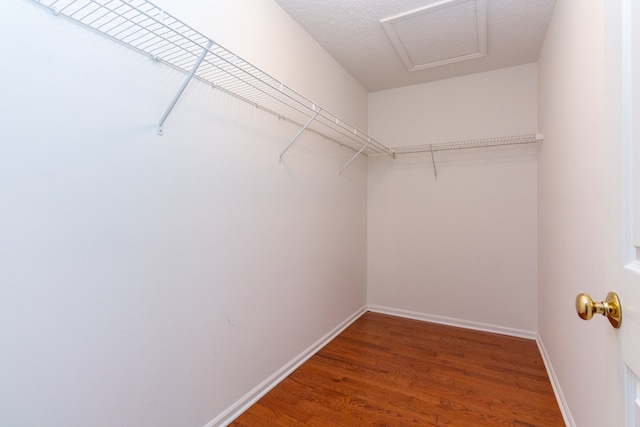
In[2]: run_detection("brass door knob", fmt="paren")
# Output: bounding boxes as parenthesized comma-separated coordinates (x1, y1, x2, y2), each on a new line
(575, 292, 622, 328)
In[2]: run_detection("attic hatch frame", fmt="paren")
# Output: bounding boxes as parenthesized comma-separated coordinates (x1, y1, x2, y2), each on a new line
(29, 0, 543, 176)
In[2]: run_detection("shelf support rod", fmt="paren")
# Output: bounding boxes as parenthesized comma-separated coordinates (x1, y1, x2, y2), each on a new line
(157, 40, 213, 135)
(339, 139, 371, 175)
(430, 145, 438, 180)
(279, 108, 321, 163)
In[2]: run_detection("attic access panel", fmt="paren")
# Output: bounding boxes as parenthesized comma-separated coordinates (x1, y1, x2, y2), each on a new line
(381, 0, 487, 72)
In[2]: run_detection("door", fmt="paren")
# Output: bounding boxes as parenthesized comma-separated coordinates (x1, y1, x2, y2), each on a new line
(609, 0, 640, 425)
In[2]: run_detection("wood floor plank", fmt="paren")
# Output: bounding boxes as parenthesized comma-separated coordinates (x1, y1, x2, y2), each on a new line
(229, 312, 565, 426)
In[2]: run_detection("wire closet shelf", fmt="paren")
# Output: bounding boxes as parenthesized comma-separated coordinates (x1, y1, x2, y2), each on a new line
(389, 133, 543, 180)
(390, 133, 543, 155)
(32, 0, 394, 159)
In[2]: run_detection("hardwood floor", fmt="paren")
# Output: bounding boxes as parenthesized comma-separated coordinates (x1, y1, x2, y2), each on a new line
(229, 312, 564, 426)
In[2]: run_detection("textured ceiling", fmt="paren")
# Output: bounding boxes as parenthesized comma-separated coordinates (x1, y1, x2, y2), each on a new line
(273, 0, 556, 92)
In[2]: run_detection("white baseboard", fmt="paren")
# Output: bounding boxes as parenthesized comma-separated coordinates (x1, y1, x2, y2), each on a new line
(535, 335, 574, 427)
(367, 304, 537, 340)
(204, 305, 368, 427)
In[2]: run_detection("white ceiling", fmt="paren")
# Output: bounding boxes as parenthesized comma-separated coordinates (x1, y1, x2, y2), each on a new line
(273, 0, 556, 92)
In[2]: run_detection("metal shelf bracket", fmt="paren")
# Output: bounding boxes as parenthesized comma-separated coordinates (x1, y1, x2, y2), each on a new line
(279, 107, 321, 163)
(158, 40, 213, 135)
(430, 145, 438, 180)
(339, 138, 371, 175)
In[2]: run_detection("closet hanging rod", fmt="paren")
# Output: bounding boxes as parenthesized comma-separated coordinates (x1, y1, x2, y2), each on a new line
(30, 0, 395, 159)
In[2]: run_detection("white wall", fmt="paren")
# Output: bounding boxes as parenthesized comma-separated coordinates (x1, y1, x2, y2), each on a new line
(367, 64, 539, 333)
(537, 0, 616, 425)
(0, 1, 368, 426)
